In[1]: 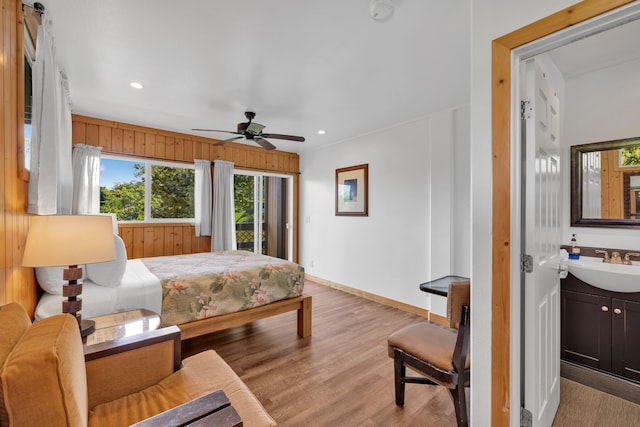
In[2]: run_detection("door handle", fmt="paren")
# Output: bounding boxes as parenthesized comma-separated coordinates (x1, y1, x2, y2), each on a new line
(557, 263, 568, 279)
(601, 306, 609, 312)
(614, 308, 622, 315)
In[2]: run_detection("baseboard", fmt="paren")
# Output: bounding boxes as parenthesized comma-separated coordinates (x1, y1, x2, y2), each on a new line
(428, 312, 450, 327)
(305, 274, 429, 319)
(561, 360, 640, 405)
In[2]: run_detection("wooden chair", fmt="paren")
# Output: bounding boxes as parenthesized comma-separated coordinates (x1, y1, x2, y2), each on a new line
(387, 280, 470, 426)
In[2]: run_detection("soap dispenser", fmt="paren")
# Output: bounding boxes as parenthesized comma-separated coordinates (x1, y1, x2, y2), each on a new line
(569, 234, 580, 260)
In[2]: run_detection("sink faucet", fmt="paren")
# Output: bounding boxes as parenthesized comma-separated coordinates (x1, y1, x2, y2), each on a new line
(595, 249, 610, 263)
(624, 252, 640, 265)
(610, 251, 623, 264)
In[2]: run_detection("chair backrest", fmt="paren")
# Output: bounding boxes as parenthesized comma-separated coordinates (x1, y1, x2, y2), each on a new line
(448, 281, 470, 375)
(0, 303, 32, 426)
(452, 304, 471, 375)
(447, 280, 470, 327)
(1, 314, 88, 427)
(447, 280, 471, 383)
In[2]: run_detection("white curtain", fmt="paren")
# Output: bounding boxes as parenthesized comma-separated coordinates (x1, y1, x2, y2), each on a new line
(194, 159, 212, 237)
(28, 22, 73, 215)
(211, 160, 236, 251)
(72, 144, 103, 214)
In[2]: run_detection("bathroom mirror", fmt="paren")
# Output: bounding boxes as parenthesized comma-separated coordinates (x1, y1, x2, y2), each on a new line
(571, 136, 640, 228)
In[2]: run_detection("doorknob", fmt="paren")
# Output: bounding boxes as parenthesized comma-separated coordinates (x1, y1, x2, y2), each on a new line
(601, 306, 609, 312)
(614, 308, 622, 315)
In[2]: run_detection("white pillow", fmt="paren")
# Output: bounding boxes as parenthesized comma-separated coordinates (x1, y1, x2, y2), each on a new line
(35, 265, 86, 295)
(86, 234, 127, 287)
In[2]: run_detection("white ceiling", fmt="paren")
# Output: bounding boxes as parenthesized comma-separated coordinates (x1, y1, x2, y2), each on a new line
(38, 0, 471, 154)
(548, 17, 640, 79)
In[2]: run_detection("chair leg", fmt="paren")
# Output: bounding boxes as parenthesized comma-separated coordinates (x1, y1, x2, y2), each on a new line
(394, 351, 406, 407)
(449, 385, 468, 427)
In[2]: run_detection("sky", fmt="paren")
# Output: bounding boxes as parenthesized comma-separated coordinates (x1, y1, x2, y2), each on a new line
(100, 158, 139, 189)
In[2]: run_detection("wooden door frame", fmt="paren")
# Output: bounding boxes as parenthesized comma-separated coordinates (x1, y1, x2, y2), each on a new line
(490, 0, 635, 424)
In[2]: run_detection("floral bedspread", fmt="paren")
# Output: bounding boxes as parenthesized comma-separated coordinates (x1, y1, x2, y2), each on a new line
(140, 250, 305, 326)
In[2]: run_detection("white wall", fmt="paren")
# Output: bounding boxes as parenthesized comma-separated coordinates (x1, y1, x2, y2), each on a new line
(453, 107, 472, 277)
(470, 1, 576, 425)
(562, 57, 640, 250)
(299, 105, 470, 313)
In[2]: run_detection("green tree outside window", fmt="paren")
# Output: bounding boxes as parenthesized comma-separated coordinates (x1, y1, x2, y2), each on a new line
(100, 160, 194, 221)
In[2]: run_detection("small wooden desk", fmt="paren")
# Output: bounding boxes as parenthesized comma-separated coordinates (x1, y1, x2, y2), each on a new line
(419, 275, 470, 297)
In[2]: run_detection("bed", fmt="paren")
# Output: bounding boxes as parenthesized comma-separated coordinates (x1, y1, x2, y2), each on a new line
(35, 248, 311, 340)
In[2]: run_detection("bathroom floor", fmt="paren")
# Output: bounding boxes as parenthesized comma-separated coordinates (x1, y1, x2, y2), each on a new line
(553, 378, 640, 426)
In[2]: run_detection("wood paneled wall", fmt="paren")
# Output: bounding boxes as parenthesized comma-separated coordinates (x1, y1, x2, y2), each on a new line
(72, 115, 301, 261)
(1, 0, 38, 315)
(118, 223, 210, 259)
(72, 115, 300, 173)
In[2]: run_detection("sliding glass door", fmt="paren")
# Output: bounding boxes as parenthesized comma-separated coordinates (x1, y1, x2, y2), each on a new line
(234, 171, 293, 261)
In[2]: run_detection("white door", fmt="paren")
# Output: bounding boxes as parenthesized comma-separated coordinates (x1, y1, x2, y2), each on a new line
(522, 57, 562, 426)
(234, 171, 294, 261)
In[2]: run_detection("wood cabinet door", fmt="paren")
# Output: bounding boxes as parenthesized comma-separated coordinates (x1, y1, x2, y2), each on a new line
(612, 299, 640, 382)
(561, 290, 612, 371)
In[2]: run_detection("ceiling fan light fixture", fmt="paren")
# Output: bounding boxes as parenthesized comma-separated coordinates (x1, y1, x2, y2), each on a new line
(246, 122, 265, 134)
(193, 111, 304, 150)
(370, 0, 394, 21)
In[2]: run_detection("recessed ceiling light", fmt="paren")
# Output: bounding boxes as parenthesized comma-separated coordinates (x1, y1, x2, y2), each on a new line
(318, 130, 326, 135)
(370, 0, 394, 21)
(129, 82, 144, 89)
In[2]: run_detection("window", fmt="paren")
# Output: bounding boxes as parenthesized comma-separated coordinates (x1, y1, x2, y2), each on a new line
(620, 144, 640, 167)
(20, 20, 36, 179)
(100, 156, 194, 222)
(23, 50, 33, 172)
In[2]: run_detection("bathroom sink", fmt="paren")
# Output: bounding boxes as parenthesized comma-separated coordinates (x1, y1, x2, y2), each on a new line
(567, 256, 640, 292)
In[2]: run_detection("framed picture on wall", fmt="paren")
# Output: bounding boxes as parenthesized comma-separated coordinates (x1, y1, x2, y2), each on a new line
(335, 164, 368, 216)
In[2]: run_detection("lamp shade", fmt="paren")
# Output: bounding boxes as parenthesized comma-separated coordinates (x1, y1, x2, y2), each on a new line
(23, 215, 116, 267)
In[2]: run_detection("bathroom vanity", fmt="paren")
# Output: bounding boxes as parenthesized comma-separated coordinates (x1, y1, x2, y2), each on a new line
(561, 272, 640, 383)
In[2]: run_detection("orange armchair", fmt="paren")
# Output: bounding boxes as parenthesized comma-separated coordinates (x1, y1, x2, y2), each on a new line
(0, 303, 276, 426)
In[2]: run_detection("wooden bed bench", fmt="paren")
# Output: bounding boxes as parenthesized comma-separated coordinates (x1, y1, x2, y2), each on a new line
(178, 294, 312, 340)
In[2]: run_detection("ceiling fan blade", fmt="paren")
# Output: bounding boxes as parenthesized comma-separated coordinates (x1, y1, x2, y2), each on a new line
(215, 136, 244, 146)
(261, 133, 305, 142)
(255, 137, 277, 151)
(191, 129, 240, 135)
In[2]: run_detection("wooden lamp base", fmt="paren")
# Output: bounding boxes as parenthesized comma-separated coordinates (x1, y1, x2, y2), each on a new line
(79, 318, 96, 337)
(62, 265, 95, 337)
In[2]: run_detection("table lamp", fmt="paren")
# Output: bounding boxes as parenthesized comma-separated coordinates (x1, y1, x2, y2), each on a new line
(23, 215, 116, 337)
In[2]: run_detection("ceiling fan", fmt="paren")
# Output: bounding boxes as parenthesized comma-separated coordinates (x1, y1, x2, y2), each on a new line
(192, 111, 305, 151)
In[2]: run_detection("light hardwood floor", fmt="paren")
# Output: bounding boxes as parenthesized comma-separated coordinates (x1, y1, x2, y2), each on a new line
(182, 280, 460, 426)
(183, 280, 640, 426)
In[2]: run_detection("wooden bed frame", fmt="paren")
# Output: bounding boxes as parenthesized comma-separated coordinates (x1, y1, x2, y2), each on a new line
(178, 294, 312, 340)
